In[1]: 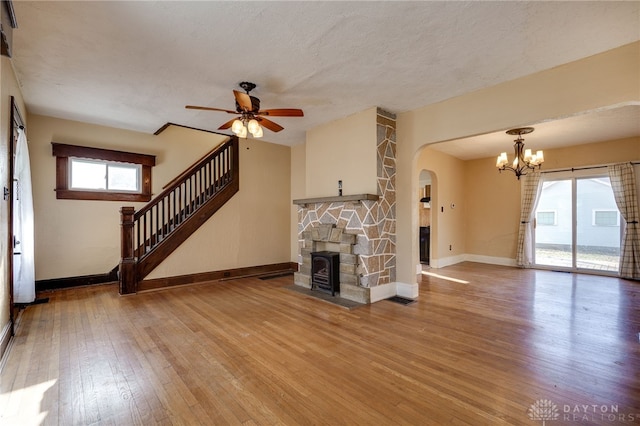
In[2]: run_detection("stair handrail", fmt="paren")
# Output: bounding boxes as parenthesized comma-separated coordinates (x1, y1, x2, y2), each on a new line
(161, 139, 229, 191)
(135, 137, 234, 221)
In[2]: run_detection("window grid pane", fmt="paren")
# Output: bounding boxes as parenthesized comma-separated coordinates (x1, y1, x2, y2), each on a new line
(70, 159, 107, 190)
(108, 164, 140, 191)
(70, 158, 141, 193)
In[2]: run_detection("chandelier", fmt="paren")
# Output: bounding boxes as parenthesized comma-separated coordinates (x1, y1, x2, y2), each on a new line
(496, 127, 544, 179)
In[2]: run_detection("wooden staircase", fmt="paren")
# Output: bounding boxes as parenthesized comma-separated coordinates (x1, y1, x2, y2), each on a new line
(119, 136, 239, 294)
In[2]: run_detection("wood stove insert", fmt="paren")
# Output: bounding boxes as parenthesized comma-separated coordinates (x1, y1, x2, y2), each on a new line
(311, 251, 340, 296)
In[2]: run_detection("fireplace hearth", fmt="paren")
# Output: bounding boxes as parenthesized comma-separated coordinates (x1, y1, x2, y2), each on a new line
(311, 251, 340, 296)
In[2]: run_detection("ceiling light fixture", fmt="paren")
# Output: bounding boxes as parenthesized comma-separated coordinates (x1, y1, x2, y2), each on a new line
(496, 127, 544, 179)
(186, 81, 303, 137)
(231, 116, 262, 138)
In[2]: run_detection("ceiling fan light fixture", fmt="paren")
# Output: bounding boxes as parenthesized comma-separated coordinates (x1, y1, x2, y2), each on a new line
(231, 119, 244, 135)
(186, 82, 304, 136)
(251, 125, 263, 138)
(247, 119, 260, 134)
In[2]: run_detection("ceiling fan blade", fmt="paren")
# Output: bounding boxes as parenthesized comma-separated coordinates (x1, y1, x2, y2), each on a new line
(259, 117, 284, 133)
(186, 105, 236, 114)
(257, 108, 304, 117)
(218, 118, 237, 130)
(233, 90, 253, 112)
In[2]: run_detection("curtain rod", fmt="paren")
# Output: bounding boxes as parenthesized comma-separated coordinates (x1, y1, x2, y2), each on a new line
(541, 161, 640, 175)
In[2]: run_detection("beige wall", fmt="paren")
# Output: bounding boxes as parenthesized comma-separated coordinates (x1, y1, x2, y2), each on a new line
(397, 42, 640, 285)
(147, 138, 291, 278)
(28, 115, 291, 280)
(305, 107, 377, 197)
(290, 143, 305, 263)
(416, 147, 467, 264)
(463, 155, 521, 261)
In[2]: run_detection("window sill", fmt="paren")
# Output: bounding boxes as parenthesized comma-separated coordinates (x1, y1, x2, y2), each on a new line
(55, 189, 151, 202)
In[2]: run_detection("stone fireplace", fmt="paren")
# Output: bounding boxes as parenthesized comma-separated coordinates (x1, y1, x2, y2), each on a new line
(294, 221, 363, 301)
(293, 109, 397, 304)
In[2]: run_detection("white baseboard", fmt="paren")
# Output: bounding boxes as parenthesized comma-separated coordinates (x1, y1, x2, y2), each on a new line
(396, 281, 419, 299)
(369, 281, 420, 302)
(429, 254, 516, 269)
(464, 254, 517, 267)
(370, 282, 397, 303)
(431, 254, 465, 268)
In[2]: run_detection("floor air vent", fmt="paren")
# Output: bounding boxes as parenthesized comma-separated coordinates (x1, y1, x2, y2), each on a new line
(386, 296, 416, 305)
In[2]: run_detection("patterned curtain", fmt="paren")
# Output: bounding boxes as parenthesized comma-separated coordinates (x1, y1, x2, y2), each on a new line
(608, 163, 640, 280)
(516, 172, 542, 267)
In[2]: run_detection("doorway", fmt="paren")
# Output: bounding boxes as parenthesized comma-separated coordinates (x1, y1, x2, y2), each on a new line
(533, 171, 621, 273)
(418, 170, 433, 268)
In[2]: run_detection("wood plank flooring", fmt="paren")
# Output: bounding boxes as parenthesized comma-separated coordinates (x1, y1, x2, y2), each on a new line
(1, 262, 639, 425)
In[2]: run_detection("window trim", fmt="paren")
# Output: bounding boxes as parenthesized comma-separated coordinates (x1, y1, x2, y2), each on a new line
(536, 210, 557, 226)
(52, 143, 155, 202)
(592, 209, 620, 227)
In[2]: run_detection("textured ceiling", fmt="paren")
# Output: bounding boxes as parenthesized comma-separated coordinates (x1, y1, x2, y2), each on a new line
(10, 1, 640, 156)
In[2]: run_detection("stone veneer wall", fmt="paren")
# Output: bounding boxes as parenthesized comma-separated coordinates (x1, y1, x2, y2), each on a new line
(375, 108, 397, 285)
(295, 108, 396, 292)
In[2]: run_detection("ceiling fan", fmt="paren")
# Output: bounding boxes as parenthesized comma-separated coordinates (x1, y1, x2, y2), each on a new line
(185, 82, 304, 138)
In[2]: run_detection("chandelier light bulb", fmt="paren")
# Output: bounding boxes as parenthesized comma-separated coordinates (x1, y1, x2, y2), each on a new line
(524, 149, 532, 161)
(231, 119, 244, 135)
(252, 125, 263, 138)
(496, 152, 508, 167)
(238, 125, 248, 138)
(247, 119, 260, 134)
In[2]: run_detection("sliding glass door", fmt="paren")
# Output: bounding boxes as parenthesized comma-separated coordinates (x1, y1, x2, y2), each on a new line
(534, 173, 621, 273)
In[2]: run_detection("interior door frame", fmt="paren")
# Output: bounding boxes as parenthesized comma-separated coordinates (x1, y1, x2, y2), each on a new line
(8, 96, 24, 336)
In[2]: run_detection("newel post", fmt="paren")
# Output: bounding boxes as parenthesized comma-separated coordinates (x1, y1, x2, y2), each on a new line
(119, 206, 137, 295)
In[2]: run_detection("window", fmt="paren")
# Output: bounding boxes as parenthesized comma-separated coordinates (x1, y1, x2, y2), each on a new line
(593, 210, 620, 227)
(536, 210, 556, 226)
(534, 172, 621, 274)
(52, 143, 155, 202)
(70, 158, 141, 192)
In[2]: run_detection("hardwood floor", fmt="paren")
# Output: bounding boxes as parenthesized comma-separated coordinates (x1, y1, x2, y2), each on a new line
(1, 263, 639, 425)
